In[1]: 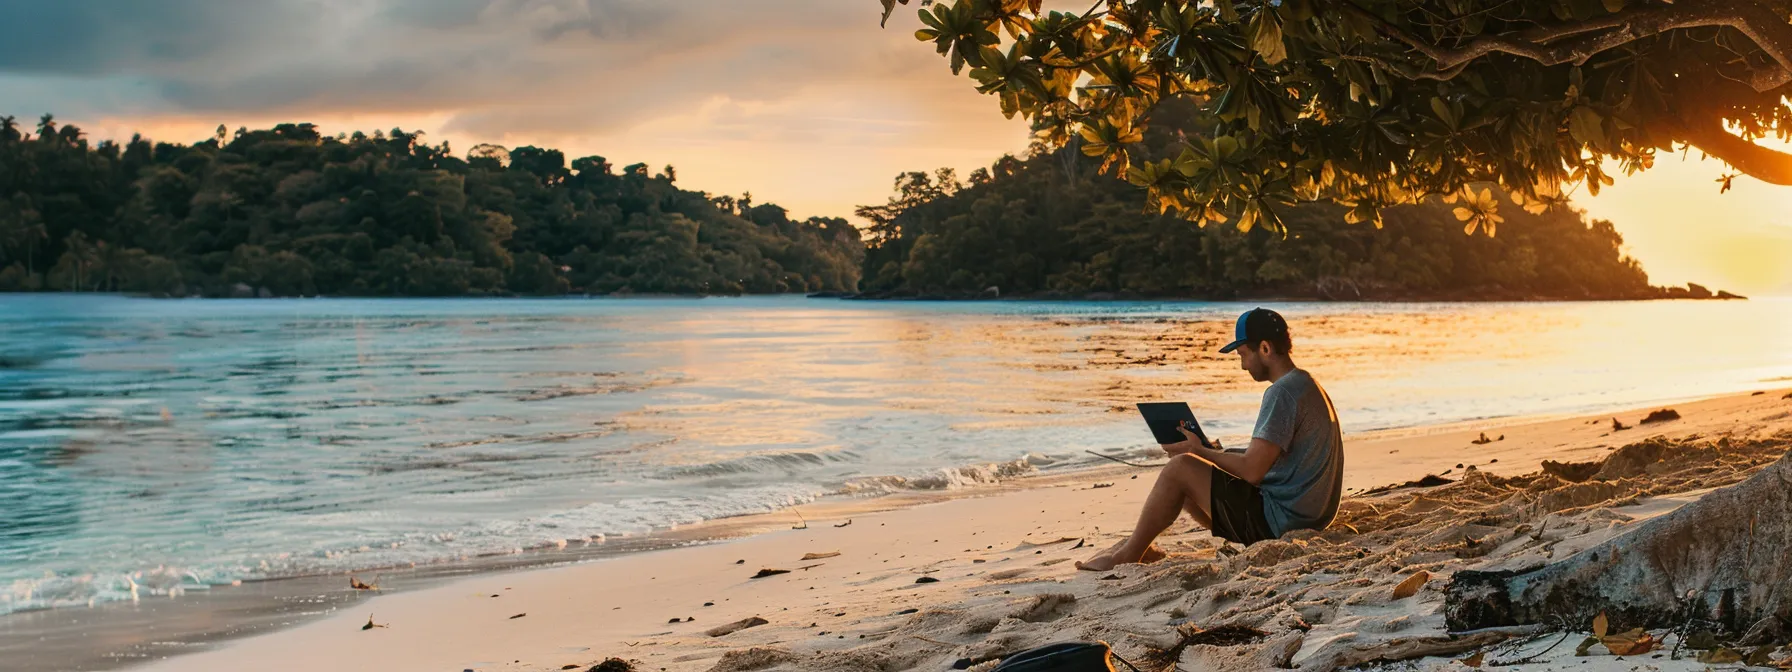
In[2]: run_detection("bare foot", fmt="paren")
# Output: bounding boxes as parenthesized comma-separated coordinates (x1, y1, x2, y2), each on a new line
(1076, 543, 1167, 571)
(1074, 552, 1119, 572)
(1074, 539, 1126, 572)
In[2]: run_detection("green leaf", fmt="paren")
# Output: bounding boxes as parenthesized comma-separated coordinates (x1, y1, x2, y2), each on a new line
(1216, 0, 1239, 23)
(1568, 106, 1604, 150)
(1173, 147, 1205, 177)
(918, 7, 946, 30)
(1429, 97, 1456, 130)
(1249, 8, 1287, 65)
(1214, 135, 1239, 158)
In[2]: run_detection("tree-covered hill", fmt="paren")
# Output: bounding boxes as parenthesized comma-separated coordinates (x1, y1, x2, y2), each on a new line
(853, 101, 1723, 301)
(0, 115, 863, 297)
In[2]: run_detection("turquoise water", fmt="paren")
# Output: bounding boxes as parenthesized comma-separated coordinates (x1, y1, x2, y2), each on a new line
(2, 295, 1789, 615)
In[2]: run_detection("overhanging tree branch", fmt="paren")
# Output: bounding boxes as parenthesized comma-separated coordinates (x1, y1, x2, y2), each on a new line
(1675, 111, 1792, 186)
(1334, 0, 1792, 92)
(883, 0, 1792, 235)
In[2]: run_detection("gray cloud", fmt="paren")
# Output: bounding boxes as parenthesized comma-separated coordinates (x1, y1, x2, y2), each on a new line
(0, 0, 960, 139)
(0, 1, 320, 75)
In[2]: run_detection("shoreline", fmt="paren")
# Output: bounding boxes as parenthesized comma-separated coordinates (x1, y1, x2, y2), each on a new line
(819, 281, 1749, 303)
(15, 388, 1782, 671)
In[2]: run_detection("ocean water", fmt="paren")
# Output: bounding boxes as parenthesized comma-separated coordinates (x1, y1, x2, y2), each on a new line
(2, 295, 1789, 616)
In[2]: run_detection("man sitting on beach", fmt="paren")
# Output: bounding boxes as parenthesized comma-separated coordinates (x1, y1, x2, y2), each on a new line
(1079, 308, 1343, 571)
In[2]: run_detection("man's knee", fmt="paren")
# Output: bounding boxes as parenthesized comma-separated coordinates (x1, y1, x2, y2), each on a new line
(1168, 455, 1211, 469)
(1166, 453, 1210, 477)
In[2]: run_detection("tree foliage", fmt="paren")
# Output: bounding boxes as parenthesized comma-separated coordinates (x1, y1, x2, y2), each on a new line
(0, 116, 862, 297)
(879, 0, 1792, 235)
(858, 99, 1660, 299)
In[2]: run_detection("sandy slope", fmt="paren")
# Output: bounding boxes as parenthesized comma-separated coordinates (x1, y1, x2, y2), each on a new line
(130, 389, 1792, 672)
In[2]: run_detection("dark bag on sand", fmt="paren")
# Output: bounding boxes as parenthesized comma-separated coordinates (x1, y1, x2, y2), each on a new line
(988, 642, 1141, 672)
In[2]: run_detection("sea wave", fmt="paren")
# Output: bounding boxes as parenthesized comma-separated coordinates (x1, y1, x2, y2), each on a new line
(837, 455, 1048, 493)
(652, 451, 847, 479)
(0, 456, 1050, 616)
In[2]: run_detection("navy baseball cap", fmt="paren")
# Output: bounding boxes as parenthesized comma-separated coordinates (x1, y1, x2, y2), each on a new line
(1218, 308, 1289, 354)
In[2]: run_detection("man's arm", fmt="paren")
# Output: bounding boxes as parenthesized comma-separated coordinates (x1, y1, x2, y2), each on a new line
(1192, 437, 1282, 485)
(1165, 426, 1283, 485)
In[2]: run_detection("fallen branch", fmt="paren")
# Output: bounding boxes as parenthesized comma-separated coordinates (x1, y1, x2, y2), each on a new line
(1086, 450, 1162, 468)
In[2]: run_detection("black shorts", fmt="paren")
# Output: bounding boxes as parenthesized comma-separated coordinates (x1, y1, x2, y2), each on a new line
(1209, 469, 1276, 545)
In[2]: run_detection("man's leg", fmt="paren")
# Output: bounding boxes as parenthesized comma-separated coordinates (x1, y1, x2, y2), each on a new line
(1077, 454, 1214, 571)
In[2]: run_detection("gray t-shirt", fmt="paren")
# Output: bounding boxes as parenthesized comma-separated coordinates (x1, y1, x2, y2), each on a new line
(1251, 368, 1343, 537)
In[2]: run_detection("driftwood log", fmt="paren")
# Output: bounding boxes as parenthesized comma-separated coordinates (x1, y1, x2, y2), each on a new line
(1445, 448, 1792, 633)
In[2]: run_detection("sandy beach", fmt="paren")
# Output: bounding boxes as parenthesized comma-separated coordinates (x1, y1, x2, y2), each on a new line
(91, 388, 1792, 672)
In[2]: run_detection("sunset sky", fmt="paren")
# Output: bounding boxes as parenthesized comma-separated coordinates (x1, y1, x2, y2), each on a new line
(2, 0, 1788, 295)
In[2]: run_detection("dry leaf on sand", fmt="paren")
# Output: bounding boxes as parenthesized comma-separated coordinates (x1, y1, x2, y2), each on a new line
(1575, 636, 1599, 656)
(800, 552, 840, 561)
(1602, 629, 1655, 656)
(1459, 651, 1484, 668)
(1392, 571, 1429, 599)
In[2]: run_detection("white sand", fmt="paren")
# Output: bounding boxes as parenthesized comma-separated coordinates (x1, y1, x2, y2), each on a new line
(131, 389, 1792, 672)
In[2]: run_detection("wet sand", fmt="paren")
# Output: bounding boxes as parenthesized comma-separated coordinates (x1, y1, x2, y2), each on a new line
(81, 388, 1792, 672)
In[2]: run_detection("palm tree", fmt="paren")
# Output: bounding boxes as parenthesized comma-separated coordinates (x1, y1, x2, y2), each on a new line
(0, 202, 19, 265)
(59, 231, 98, 291)
(95, 240, 129, 292)
(0, 116, 19, 143)
(0, 194, 46, 275)
(36, 114, 56, 143)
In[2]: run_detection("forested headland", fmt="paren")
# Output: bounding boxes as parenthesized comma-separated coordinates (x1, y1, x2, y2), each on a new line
(0, 110, 1738, 301)
(853, 100, 1736, 302)
(0, 115, 863, 297)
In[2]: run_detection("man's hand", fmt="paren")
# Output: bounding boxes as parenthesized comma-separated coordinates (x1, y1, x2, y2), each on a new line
(1159, 425, 1217, 456)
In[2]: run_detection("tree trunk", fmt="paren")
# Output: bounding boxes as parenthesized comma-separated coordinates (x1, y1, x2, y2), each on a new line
(1445, 448, 1792, 633)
